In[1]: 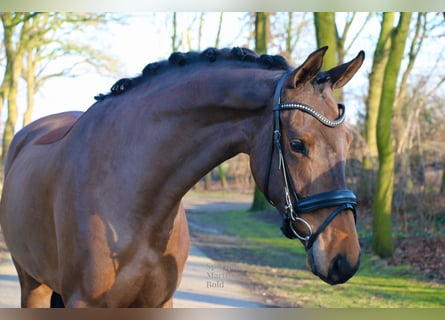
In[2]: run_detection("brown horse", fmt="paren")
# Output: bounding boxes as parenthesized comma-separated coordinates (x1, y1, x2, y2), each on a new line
(0, 46, 364, 307)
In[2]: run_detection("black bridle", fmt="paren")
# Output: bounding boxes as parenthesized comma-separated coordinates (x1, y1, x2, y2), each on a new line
(263, 71, 357, 250)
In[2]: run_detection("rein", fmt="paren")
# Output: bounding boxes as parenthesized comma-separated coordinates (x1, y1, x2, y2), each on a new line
(264, 71, 357, 249)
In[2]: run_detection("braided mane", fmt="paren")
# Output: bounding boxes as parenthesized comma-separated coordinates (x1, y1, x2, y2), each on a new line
(94, 47, 291, 101)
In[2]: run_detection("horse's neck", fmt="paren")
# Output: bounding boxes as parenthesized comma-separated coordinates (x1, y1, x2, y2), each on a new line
(140, 70, 271, 191)
(83, 67, 277, 213)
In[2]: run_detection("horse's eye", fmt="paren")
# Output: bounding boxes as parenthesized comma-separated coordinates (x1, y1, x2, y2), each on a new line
(290, 139, 308, 155)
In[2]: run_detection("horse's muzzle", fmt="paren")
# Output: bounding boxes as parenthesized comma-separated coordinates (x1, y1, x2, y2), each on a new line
(308, 249, 361, 285)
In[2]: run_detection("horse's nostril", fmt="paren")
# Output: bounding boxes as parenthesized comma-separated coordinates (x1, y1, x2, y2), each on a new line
(328, 254, 356, 285)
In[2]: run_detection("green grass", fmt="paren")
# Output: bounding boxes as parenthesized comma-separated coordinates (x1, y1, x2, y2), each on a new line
(186, 203, 445, 307)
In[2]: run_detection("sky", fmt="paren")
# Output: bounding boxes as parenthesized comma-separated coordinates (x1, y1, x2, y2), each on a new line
(11, 12, 445, 129)
(30, 13, 253, 122)
(28, 13, 370, 123)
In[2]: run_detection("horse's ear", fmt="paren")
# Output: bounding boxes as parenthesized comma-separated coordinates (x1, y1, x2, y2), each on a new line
(288, 46, 328, 88)
(327, 50, 365, 90)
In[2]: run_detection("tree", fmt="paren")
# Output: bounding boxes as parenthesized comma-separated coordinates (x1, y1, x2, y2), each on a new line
(372, 12, 412, 257)
(171, 12, 178, 51)
(313, 12, 338, 69)
(393, 13, 428, 204)
(0, 13, 31, 161)
(250, 12, 272, 212)
(282, 13, 309, 59)
(313, 12, 371, 102)
(362, 13, 395, 197)
(0, 13, 119, 160)
(254, 12, 269, 55)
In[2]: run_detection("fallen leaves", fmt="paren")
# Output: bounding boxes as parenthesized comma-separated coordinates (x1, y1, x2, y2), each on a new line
(388, 236, 445, 283)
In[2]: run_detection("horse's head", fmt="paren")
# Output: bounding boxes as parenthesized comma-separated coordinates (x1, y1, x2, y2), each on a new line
(251, 47, 364, 285)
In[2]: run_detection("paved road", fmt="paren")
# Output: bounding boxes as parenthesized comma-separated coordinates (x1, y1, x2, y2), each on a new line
(175, 192, 264, 307)
(0, 192, 264, 308)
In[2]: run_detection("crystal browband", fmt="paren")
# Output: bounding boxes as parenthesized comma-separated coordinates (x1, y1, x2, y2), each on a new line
(274, 102, 346, 128)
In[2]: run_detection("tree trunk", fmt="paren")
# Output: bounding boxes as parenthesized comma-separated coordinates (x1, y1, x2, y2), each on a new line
(1, 13, 28, 161)
(2, 60, 21, 161)
(313, 12, 342, 102)
(313, 12, 338, 69)
(250, 186, 270, 212)
(217, 165, 228, 190)
(214, 12, 223, 48)
(254, 12, 269, 55)
(204, 171, 212, 190)
(171, 12, 178, 51)
(285, 12, 293, 55)
(372, 12, 412, 258)
(23, 50, 36, 126)
(250, 12, 271, 212)
(363, 13, 394, 170)
(213, 12, 228, 189)
(362, 13, 395, 202)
